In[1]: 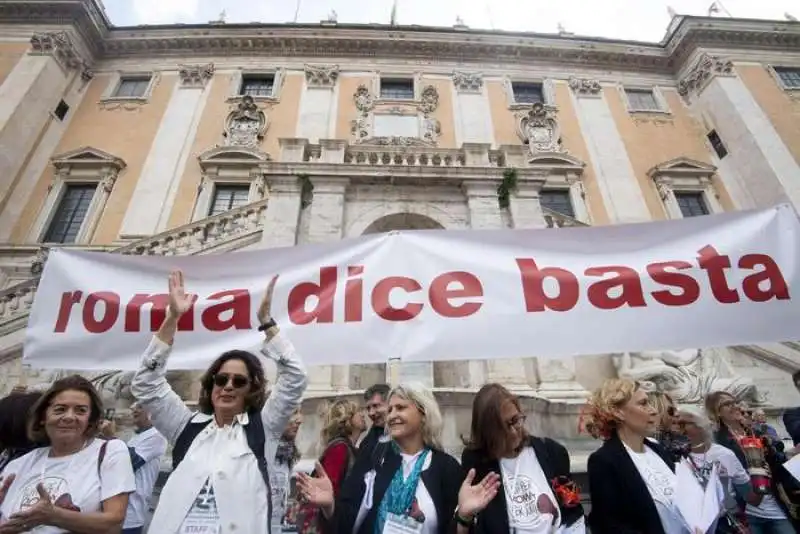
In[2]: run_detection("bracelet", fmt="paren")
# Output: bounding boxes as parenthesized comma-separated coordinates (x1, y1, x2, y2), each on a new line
(454, 512, 474, 527)
(258, 318, 277, 332)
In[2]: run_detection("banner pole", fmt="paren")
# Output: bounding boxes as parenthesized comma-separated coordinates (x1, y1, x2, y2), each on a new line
(387, 357, 401, 388)
(13, 363, 30, 393)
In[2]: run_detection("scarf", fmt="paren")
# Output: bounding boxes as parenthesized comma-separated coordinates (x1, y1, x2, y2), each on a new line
(375, 447, 430, 534)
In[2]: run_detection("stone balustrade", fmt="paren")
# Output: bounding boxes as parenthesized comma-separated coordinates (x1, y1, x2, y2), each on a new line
(542, 207, 589, 228)
(0, 198, 268, 328)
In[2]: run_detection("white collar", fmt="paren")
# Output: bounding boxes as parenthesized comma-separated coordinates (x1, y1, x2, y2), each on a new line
(192, 411, 251, 426)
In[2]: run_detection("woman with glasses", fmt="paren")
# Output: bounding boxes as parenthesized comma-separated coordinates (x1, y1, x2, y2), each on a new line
(130, 270, 308, 534)
(647, 391, 690, 461)
(706, 391, 797, 534)
(458, 383, 586, 533)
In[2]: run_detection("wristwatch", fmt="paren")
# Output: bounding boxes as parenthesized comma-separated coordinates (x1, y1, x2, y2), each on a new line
(257, 318, 278, 332)
(453, 506, 475, 527)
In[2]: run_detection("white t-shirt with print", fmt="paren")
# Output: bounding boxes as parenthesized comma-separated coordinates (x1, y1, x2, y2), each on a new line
(123, 427, 167, 529)
(499, 447, 560, 534)
(0, 438, 135, 534)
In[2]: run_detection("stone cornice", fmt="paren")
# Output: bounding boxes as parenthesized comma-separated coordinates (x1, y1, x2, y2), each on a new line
(1, 3, 799, 74)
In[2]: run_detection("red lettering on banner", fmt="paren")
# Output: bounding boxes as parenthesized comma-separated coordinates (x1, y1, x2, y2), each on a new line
(55, 291, 83, 332)
(372, 276, 423, 321)
(698, 245, 739, 304)
(345, 266, 364, 323)
(585, 266, 646, 310)
(428, 271, 484, 317)
(739, 254, 790, 302)
(124, 293, 199, 332)
(83, 292, 120, 333)
(287, 266, 337, 324)
(516, 259, 580, 312)
(201, 290, 251, 331)
(646, 261, 700, 306)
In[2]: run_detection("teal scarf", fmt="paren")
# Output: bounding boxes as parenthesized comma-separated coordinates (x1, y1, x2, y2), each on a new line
(375, 447, 430, 533)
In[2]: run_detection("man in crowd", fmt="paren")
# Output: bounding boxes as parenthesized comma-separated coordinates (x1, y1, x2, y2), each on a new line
(357, 383, 389, 463)
(273, 408, 303, 532)
(101, 403, 167, 534)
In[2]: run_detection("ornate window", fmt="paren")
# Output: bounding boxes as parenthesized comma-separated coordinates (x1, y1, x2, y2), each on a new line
(29, 147, 127, 244)
(504, 78, 556, 110)
(101, 72, 158, 105)
(193, 146, 271, 221)
(528, 153, 590, 224)
(622, 86, 670, 113)
(229, 69, 285, 102)
(647, 157, 723, 219)
(350, 82, 441, 145)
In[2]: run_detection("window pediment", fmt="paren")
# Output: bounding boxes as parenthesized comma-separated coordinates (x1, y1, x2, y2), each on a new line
(51, 146, 126, 172)
(647, 157, 716, 179)
(198, 146, 271, 170)
(527, 152, 585, 172)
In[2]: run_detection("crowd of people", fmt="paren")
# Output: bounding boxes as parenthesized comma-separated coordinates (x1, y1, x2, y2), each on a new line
(0, 269, 799, 533)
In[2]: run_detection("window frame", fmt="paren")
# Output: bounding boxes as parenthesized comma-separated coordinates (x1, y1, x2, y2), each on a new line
(42, 183, 98, 244)
(207, 183, 252, 217)
(538, 189, 576, 219)
(100, 72, 158, 104)
(647, 157, 723, 219)
(228, 69, 285, 103)
(375, 75, 418, 103)
(29, 147, 127, 244)
(673, 191, 710, 218)
(767, 65, 800, 92)
(503, 77, 556, 110)
(621, 85, 671, 114)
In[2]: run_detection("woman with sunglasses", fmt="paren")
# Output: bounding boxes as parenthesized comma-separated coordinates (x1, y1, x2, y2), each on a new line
(459, 383, 586, 533)
(706, 391, 798, 534)
(130, 270, 308, 534)
(647, 391, 690, 461)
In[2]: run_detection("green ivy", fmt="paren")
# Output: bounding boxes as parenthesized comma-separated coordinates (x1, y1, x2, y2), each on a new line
(298, 174, 314, 209)
(497, 168, 518, 208)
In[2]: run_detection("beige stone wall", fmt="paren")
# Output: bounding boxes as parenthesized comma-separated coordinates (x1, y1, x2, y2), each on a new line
(0, 42, 29, 86)
(9, 73, 174, 244)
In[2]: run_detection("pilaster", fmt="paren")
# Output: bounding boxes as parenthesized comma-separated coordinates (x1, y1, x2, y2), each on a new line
(258, 176, 302, 249)
(508, 181, 547, 229)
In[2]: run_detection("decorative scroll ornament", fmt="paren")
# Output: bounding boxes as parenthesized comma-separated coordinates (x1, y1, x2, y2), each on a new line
(517, 102, 563, 155)
(224, 95, 268, 148)
(678, 54, 734, 97)
(568, 77, 602, 96)
(305, 64, 339, 87)
(29, 31, 91, 74)
(351, 85, 375, 141)
(417, 85, 440, 114)
(452, 71, 483, 93)
(178, 63, 215, 88)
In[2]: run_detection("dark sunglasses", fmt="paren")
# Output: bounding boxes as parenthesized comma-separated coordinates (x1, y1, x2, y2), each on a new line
(213, 373, 249, 389)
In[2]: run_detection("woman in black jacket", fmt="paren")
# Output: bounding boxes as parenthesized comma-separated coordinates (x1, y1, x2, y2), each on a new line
(585, 378, 691, 534)
(458, 383, 585, 533)
(296, 383, 499, 534)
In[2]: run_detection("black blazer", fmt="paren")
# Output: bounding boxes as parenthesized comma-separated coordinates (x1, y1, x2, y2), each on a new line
(330, 445, 462, 534)
(460, 436, 584, 533)
(784, 408, 800, 445)
(587, 433, 674, 534)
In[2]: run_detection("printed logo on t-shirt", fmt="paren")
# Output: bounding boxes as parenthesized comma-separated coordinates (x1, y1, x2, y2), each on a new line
(17, 476, 81, 513)
(507, 475, 557, 527)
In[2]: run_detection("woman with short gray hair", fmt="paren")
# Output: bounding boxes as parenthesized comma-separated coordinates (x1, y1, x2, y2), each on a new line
(677, 406, 755, 533)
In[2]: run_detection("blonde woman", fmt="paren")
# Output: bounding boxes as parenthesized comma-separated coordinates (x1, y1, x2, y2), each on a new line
(296, 383, 498, 534)
(584, 378, 691, 534)
(317, 399, 366, 498)
(648, 390, 690, 462)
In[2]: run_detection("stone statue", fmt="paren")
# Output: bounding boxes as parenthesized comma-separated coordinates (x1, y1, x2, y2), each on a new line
(613, 348, 761, 405)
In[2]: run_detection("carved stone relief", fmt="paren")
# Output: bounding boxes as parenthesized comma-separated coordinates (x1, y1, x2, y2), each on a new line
(568, 77, 602, 96)
(223, 95, 268, 148)
(516, 102, 564, 156)
(305, 64, 339, 88)
(452, 71, 483, 93)
(613, 348, 762, 405)
(417, 85, 441, 144)
(178, 63, 215, 88)
(678, 54, 734, 97)
(351, 84, 374, 141)
(352, 83, 441, 144)
(29, 31, 91, 75)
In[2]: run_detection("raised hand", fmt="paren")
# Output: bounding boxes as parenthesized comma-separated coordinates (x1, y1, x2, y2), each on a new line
(257, 275, 279, 325)
(167, 270, 193, 317)
(296, 461, 334, 509)
(457, 469, 501, 518)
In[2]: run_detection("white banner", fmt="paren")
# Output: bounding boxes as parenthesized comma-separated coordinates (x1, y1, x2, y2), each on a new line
(24, 204, 800, 370)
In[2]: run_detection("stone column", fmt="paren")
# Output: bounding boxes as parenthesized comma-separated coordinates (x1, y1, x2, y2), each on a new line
(259, 177, 303, 248)
(0, 31, 86, 210)
(508, 181, 547, 229)
(678, 54, 800, 211)
(305, 176, 350, 392)
(462, 180, 532, 390)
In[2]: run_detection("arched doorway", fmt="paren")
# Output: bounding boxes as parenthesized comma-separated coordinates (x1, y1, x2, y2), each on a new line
(352, 212, 450, 390)
(362, 212, 445, 235)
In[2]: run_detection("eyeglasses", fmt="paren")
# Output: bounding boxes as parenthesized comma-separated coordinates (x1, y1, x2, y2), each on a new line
(507, 414, 527, 429)
(213, 373, 250, 389)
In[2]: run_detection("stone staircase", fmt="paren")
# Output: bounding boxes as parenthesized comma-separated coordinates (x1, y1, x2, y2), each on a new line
(0, 198, 267, 331)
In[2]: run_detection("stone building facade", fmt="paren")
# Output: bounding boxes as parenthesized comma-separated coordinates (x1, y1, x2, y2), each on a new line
(0, 0, 800, 464)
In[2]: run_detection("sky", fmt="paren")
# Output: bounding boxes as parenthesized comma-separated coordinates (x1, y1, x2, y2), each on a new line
(99, 0, 798, 43)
